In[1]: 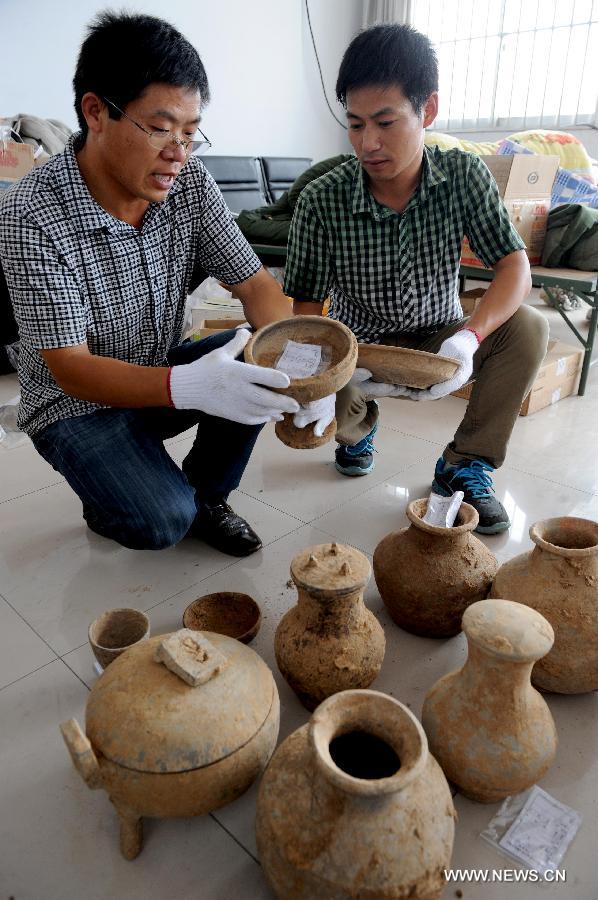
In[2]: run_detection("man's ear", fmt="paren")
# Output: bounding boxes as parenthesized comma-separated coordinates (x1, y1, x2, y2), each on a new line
(80, 93, 106, 135)
(422, 92, 439, 129)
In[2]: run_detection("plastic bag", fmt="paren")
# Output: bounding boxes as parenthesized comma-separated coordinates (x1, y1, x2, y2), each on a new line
(0, 394, 29, 449)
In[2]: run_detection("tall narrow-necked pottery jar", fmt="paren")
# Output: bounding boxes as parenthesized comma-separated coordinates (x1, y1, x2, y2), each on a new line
(422, 599, 557, 803)
(490, 516, 598, 693)
(256, 689, 455, 899)
(275, 542, 385, 710)
(373, 499, 498, 637)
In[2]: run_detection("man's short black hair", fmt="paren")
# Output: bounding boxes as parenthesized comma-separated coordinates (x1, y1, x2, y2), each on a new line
(336, 24, 438, 116)
(73, 11, 210, 135)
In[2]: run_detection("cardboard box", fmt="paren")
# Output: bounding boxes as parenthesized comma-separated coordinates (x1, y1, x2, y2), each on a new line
(0, 139, 35, 193)
(452, 339, 583, 415)
(188, 317, 247, 340)
(459, 288, 486, 316)
(461, 154, 559, 267)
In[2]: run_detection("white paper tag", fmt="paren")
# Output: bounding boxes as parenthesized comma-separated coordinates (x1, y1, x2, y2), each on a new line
(276, 340, 322, 379)
(498, 786, 582, 875)
(556, 357, 566, 376)
(551, 388, 561, 405)
(422, 490, 464, 528)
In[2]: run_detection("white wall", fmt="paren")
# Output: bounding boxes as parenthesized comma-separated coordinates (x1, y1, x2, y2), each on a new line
(1, 0, 362, 161)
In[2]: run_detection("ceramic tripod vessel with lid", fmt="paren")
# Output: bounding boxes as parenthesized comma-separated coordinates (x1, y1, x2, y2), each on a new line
(275, 541, 385, 709)
(60, 629, 279, 859)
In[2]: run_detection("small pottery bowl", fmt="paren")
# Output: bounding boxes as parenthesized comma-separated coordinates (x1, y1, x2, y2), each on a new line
(88, 608, 150, 669)
(183, 592, 262, 644)
(244, 316, 358, 448)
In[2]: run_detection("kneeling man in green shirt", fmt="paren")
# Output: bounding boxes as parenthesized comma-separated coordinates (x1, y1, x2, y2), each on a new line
(285, 23, 548, 534)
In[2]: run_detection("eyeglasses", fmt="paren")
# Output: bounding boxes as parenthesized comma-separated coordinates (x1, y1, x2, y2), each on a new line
(103, 97, 212, 155)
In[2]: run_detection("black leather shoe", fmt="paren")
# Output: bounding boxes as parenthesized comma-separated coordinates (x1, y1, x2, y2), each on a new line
(192, 500, 262, 556)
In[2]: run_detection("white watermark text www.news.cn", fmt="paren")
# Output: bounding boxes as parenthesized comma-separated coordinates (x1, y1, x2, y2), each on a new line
(444, 868, 566, 883)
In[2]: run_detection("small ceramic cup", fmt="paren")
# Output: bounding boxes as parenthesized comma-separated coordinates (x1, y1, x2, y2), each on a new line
(88, 608, 151, 670)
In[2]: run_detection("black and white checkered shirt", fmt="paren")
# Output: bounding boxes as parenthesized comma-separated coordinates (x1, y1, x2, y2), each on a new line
(284, 146, 525, 342)
(0, 135, 261, 436)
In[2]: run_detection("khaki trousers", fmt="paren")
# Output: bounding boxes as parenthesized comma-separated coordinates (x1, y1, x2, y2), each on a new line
(335, 305, 549, 469)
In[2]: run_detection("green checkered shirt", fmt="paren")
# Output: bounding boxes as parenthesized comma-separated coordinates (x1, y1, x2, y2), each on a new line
(284, 146, 525, 341)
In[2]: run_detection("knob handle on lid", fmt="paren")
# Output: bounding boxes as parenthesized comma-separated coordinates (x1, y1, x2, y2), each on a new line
(155, 629, 228, 686)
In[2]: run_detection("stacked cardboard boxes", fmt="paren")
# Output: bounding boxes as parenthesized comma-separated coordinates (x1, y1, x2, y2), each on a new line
(461, 154, 559, 267)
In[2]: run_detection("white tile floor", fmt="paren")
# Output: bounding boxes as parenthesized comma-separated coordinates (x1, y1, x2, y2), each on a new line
(1, 293, 597, 899)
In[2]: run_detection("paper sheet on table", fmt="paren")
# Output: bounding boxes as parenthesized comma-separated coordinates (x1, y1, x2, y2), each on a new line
(275, 340, 322, 379)
(498, 786, 582, 875)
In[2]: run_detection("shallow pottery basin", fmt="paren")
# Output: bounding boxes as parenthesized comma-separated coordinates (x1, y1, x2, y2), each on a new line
(60, 629, 279, 860)
(183, 592, 262, 644)
(357, 344, 459, 389)
(244, 316, 358, 448)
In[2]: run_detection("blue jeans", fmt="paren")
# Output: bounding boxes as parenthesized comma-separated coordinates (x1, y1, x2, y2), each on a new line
(32, 331, 263, 550)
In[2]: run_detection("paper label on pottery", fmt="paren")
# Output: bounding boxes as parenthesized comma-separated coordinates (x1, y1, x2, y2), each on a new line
(423, 490, 464, 528)
(276, 340, 322, 379)
(498, 786, 582, 875)
(556, 357, 566, 376)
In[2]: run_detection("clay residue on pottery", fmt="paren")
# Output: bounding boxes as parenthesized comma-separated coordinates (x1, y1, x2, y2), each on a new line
(60, 630, 279, 859)
(256, 690, 455, 899)
(422, 599, 557, 804)
(275, 543, 385, 710)
(373, 499, 498, 638)
(490, 516, 598, 693)
(244, 316, 357, 448)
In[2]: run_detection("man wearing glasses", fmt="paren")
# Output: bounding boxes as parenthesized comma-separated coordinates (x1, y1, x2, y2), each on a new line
(0, 12, 300, 556)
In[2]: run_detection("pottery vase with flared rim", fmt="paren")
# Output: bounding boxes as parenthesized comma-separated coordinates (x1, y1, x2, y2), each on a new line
(373, 498, 499, 638)
(490, 516, 598, 693)
(256, 689, 455, 899)
(422, 598, 557, 803)
(274, 542, 385, 710)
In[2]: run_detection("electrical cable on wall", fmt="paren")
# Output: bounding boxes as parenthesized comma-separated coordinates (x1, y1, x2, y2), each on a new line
(305, 0, 347, 129)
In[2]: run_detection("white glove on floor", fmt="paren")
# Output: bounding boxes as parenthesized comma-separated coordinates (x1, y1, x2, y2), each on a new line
(405, 330, 479, 402)
(169, 329, 300, 425)
(293, 393, 336, 437)
(350, 367, 412, 400)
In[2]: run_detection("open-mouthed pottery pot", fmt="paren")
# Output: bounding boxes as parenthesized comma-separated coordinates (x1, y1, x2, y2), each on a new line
(182, 592, 262, 644)
(60, 629, 279, 860)
(244, 315, 358, 448)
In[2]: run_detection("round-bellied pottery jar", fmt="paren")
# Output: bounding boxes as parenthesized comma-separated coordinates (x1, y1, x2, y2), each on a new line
(275, 542, 385, 710)
(60, 629, 279, 860)
(490, 516, 598, 693)
(422, 599, 557, 803)
(256, 689, 456, 899)
(244, 315, 358, 449)
(373, 498, 499, 637)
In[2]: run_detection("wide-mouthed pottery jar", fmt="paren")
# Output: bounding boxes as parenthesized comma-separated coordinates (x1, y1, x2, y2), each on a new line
(422, 599, 557, 803)
(244, 315, 358, 448)
(373, 498, 498, 637)
(490, 516, 598, 693)
(275, 542, 385, 710)
(60, 629, 279, 859)
(256, 689, 455, 899)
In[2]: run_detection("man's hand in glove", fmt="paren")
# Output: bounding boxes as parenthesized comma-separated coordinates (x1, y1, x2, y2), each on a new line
(405, 329, 480, 401)
(168, 329, 300, 424)
(349, 367, 412, 400)
(293, 394, 336, 437)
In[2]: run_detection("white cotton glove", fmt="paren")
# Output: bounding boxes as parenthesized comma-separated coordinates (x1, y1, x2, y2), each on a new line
(293, 393, 336, 437)
(405, 330, 479, 402)
(349, 367, 412, 400)
(169, 329, 300, 425)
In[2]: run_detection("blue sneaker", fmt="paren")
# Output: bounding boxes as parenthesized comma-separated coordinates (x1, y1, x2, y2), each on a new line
(432, 457, 510, 535)
(335, 425, 378, 477)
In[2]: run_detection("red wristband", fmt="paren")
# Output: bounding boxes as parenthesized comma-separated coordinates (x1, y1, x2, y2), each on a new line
(462, 326, 482, 345)
(166, 367, 175, 407)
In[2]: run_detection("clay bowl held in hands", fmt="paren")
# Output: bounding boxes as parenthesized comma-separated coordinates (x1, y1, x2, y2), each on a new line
(183, 592, 262, 644)
(244, 316, 358, 448)
(88, 608, 150, 670)
(357, 344, 459, 389)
